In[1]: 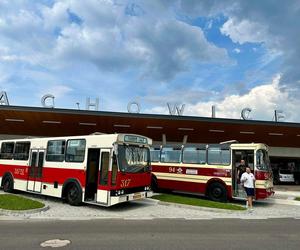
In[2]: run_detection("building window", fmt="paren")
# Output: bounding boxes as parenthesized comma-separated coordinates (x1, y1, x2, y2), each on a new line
(207, 147, 230, 165)
(183, 146, 206, 164)
(150, 147, 160, 162)
(65, 139, 86, 162)
(0, 142, 15, 160)
(14, 142, 31, 160)
(46, 140, 66, 162)
(160, 146, 182, 163)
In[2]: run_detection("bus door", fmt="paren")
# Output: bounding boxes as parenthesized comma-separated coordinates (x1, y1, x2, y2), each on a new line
(85, 148, 100, 201)
(96, 149, 112, 204)
(232, 150, 254, 199)
(27, 149, 45, 193)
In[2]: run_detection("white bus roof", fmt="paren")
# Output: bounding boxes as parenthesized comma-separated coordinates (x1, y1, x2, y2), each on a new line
(230, 143, 268, 151)
(0, 133, 152, 147)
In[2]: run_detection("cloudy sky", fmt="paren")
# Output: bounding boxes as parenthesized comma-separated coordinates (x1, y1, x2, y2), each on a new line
(1, 0, 300, 122)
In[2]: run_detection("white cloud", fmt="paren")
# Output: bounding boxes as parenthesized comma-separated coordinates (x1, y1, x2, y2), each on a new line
(220, 18, 269, 44)
(158, 0, 300, 94)
(233, 48, 241, 54)
(0, 0, 230, 82)
(145, 75, 300, 122)
(41, 85, 73, 99)
(123, 18, 230, 80)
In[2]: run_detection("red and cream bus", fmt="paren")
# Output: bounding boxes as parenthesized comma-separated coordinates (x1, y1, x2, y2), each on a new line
(0, 133, 152, 206)
(150, 142, 274, 202)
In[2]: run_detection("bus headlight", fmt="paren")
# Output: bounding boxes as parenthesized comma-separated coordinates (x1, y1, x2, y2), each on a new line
(116, 190, 125, 195)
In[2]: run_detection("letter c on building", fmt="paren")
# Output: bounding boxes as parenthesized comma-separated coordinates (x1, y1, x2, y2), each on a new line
(41, 94, 55, 108)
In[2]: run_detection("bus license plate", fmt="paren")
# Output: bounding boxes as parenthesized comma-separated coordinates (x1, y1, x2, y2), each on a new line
(133, 193, 142, 200)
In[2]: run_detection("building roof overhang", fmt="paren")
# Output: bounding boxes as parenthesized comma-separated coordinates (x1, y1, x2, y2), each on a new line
(1, 105, 300, 147)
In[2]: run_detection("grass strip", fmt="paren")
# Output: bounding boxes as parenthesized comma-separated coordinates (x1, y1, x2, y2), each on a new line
(295, 197, 300, 201)
(152, 194, 246, 210)
(0, 194, 45, 210)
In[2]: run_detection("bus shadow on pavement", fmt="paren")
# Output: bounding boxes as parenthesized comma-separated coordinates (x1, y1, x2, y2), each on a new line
(7, 189, 154, 212)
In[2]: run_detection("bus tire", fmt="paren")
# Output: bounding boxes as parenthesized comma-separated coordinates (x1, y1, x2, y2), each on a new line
(66, 182, 82, 206)
(207, 182, 227, 202)
(2, 174, 14, 193)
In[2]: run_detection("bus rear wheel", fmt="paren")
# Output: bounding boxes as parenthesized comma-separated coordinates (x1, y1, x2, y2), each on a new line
(207, 182, 227, 202)
(2, 175, 14, 193)
(66, 183, 82, 206)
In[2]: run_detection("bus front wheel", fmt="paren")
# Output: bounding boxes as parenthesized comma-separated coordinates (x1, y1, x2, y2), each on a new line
(66, 183, 82, 206)
(207, 182, 227, 202)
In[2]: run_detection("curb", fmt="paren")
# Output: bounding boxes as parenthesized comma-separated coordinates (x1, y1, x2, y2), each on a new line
(0, 205, 50, 216)
(156, 200, 246, 213)
(274, 190, 300, 197)
(259, 198, 300, 206)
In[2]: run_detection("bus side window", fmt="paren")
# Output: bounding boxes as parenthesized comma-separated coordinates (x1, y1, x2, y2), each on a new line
(161, 147, 181, 163)
(46, 140, 65, 162)
(150, 147, 160, 162)
(0, 142, 15, 160)
(65, 139, 86, 162)
(208, 147, 230, 165)
(183, 147, 206, 164)
(99, 152, 109, 186)
(14, 142, 31, 160)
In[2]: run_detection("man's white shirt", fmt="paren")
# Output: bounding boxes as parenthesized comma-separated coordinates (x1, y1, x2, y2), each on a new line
(240, 172, 255, 188)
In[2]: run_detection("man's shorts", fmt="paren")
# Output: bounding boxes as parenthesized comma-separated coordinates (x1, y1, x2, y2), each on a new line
(244, 187, 255, 197)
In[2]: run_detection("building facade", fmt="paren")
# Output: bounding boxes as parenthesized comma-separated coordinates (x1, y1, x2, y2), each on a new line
(1, 105, 300, 184)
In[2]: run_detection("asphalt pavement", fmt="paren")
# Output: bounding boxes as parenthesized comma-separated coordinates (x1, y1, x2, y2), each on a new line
(0, 218, 299, 250)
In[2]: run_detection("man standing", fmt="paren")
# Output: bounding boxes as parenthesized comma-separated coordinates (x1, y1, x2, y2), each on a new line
(237, 159, 246, 182)
(241, 166, 256, 211)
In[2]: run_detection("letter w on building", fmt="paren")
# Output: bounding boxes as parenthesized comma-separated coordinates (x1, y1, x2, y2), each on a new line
(167, 103, 185, 116)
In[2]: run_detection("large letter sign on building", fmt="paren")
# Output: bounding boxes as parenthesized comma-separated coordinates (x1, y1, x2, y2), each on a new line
(274, 110, 285, 122)
(0, 90, 288, 123)
(212, 105, 216, 118)
(86, 97, 99, 111)
(41, 94, 55, 108)
(241, 108, 252, 120)
(0, 91, 9, 105)
(167, 103, 185, 116)
(127, 101, 141, 113)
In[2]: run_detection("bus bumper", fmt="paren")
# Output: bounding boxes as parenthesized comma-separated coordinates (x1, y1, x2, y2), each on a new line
(256, 188, 274, 200)
(110, 191, 153, 206)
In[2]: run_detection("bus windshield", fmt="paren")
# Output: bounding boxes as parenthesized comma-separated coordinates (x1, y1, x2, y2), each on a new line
(117, 145, 150, 173)
(256, 149, 271, 171)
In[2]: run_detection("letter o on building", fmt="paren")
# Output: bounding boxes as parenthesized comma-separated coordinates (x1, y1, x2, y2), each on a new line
(241, 108, 252, 120)
(127, 101, 141, 113)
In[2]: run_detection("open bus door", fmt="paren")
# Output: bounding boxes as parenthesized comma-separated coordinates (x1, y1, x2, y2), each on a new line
(85, 148, 100, 202)
(27, 149, 45, 193)
(85, 148, 112, 205)
(232, 150, 254, 199)
(97, 149, 112, 205)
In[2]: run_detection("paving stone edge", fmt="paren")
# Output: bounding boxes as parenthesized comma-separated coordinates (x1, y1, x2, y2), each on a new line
(0, 205, 49, 215)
